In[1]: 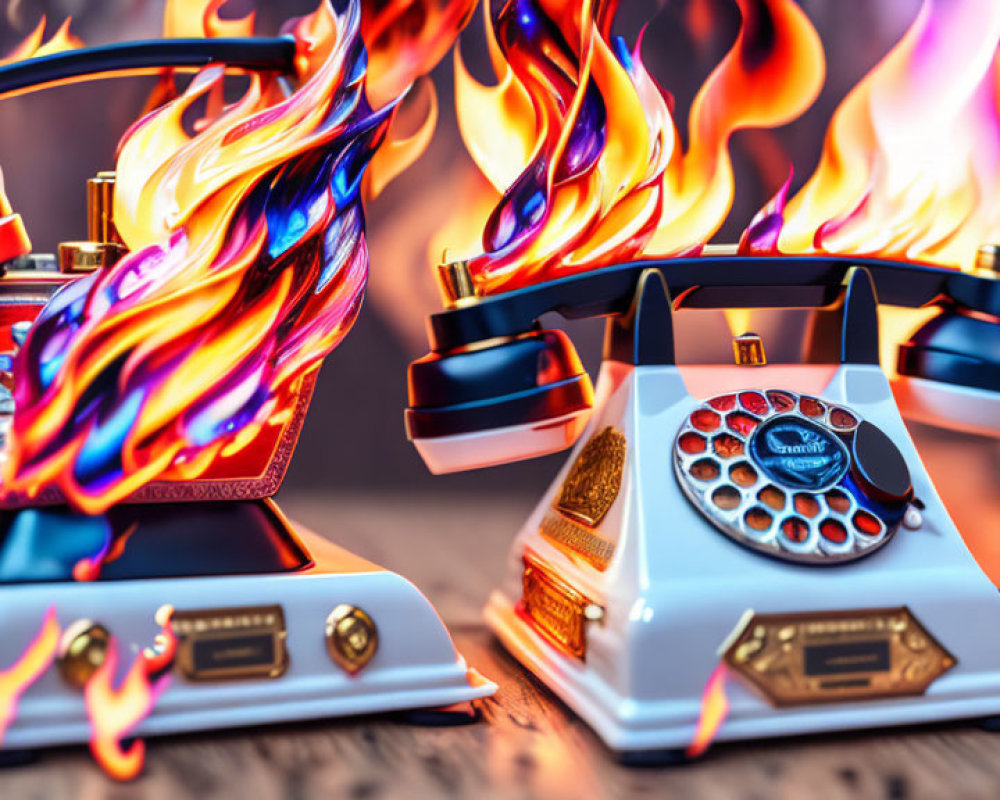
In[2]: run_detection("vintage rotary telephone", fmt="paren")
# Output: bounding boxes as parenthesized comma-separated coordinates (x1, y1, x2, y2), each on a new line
(0, 34, 493, 758)
(406, 254, 1000, 758)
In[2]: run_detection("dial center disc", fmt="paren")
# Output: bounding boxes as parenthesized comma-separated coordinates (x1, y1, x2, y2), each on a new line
(749, 416, 849, 492)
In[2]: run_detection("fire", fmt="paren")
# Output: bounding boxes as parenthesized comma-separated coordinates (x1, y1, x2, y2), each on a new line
(72, 522, 137, 582)
(774, 0, 1000, 270)
(0, 16, 83, 66)
(0, 607, 60, 746)
(0, 1, 414, 514)
(163, 0, 256, 39)
(83, 619, 174, 782)
(453, 0, 824, 294)
(0, 166, 31, 263)
(451, 1, 1000, 290)
(687, 663, 730, 759)
(361, 0, 476, 108)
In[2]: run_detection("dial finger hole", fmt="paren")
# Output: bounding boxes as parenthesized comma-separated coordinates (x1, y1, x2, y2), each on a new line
(712, 485, 741, 511)
(793, 493, 820, 518)
(730, 461, 759, 488)
(727, 412, 758, 437)
(678, 432, 707, 455)
(690, 458, 720, 482)
(781, 517, 810, 544)
(825, 489, 852, 514)
(691, 409, 722, 432)
(709, 394, 736, 412)
(758, 485, 786, 511)
(853, 510, 883, 537)
(739, 391, 768, 415)
(820, 519, 848, 544)
(800, 396, 826, 418)
(767, 390, 795, 413)
(745, 507, 773, 532)
(713, 434, 744, 459)
(830, 407, 858, 431)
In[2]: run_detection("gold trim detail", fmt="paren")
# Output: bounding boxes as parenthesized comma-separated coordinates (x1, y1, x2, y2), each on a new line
(555, 426, 626, 527)
(539, 513, 616, 570)
(172, 605, 287, 682)
(723, 607, 956, 707)
(519, 552, 598, 660)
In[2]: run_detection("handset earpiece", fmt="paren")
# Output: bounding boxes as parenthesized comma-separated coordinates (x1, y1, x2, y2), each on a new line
(894, 246, 1000, 438)
(405, 327, 593, 473)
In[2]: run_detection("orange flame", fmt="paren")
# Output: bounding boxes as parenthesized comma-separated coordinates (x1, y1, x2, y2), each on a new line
(84, 612, 175, 782)
(777, 0, 1000, 270)
(453, 0, 824, 294)
(361, 0, 476, 108)
(0, 607, 60, 746)
(687, 663, 730, 759)
(163, 0, 256, 39)
(0, 17, 83, 66)
(3, 2, 411, 513)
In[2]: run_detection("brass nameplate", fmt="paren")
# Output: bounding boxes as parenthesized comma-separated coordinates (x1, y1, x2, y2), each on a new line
(519, 553, 593, 660)
(539, 513, 616, 570)
(555, 426, 626, 527)
(723, 608, 956, 707)
(173, 605, 288, 682)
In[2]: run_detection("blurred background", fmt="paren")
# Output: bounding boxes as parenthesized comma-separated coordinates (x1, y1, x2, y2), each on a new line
(0, 0, 927, 498)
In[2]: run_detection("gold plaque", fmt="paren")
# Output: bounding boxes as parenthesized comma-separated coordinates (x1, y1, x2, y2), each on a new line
(723, 607, 956, 707)
(539, 513, 616, 570)
(519, 552, 598, 660)
(172, 605, 288, 682)
(556, 426, 626, 527)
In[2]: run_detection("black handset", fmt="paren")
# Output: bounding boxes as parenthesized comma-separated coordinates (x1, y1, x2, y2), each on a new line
(405, 256, 1000, 473)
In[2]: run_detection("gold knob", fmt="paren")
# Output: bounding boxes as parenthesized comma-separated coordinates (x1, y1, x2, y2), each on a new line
(325, 605, 378, 674)
(58, 241, 125, 273)
(733, 332, 767, 367)
(975, 244, 1000, 275)
(87, 171, 122, 246)
(56, 620, 110, 689)
(437, 260, 478, 307)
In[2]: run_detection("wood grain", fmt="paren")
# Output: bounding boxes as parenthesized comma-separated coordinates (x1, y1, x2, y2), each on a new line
(1, 487, 999, 799)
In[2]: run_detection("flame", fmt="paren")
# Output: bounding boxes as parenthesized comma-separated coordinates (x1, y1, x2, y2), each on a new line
(163, 0, 256, 39)
(773, 0, 1000, 270)
(84, 619, 174, 782)
(361, 0, 476, 108)
(72, 522, 137, 582)
(2, 1, 406, 513)
(0, 607, 60, 746)
(0, 16, 83, 66)
(453, 0, 824, 294)
(687, 663, 730, 759)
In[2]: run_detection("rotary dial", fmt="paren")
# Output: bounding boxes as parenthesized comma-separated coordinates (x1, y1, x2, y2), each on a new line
(674, 390, 912, 565)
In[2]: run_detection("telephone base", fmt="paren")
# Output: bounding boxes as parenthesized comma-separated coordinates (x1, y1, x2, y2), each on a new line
(484, 361, 1000, 756)
(0, 502, 496, 750)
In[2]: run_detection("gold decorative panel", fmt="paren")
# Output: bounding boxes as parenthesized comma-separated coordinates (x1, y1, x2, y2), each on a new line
(723, 607, 955, 707)
(555, 426, 626, 527)
(519, 553, 598, 660)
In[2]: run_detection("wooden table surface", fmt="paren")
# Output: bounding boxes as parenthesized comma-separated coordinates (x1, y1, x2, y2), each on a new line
(4, 451, 1000, 799)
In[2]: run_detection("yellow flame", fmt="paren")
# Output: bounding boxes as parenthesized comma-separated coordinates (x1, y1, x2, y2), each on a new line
(0, 16, 82, 66)
(687, 663, 730, 759)
(0, 607, 60, 746)
(84, 613, 175, 782)
(779, 0, 1000, 270)
(163, 0, 256, 39)
(451, 0, 825, 294)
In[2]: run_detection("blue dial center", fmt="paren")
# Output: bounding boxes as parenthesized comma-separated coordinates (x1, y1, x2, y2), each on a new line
(749, 416, 849, 491)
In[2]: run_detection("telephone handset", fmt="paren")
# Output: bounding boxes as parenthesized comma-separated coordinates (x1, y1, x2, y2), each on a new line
(406, 255, 1000, 474)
